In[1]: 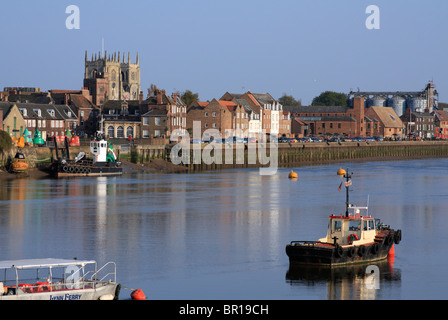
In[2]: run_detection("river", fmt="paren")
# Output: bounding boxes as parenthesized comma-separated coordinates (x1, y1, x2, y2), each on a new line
(0, 158, 447, 300)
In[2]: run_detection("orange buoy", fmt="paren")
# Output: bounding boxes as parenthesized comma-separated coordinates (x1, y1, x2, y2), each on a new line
(288, 170, 298, 179)
(131, 289, 146, 300)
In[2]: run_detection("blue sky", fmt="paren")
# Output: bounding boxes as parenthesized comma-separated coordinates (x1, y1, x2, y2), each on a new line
(1, 0, 447, 105)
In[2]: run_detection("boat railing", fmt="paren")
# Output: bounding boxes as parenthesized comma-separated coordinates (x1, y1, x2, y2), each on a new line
(289, 240, 336, 247)
(88, 261, 117, 283)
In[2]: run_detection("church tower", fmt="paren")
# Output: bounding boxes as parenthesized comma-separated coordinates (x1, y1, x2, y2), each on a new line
(84, 51, 141, 105)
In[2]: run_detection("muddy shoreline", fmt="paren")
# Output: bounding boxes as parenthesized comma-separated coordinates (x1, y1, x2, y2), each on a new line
(0, 159, 189, 180)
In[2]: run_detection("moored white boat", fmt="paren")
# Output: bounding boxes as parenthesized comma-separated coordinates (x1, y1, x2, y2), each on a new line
(0, 258, 121, 300)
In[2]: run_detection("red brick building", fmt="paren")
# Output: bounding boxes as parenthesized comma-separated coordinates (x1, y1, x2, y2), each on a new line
(434, 110, 448, 139)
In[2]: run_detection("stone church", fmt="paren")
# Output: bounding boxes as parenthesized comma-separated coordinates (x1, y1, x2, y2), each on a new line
(83, 51, 141, 106)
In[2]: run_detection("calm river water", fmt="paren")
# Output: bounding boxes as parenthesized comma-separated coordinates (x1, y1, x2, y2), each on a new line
(0, 158, 447, 300)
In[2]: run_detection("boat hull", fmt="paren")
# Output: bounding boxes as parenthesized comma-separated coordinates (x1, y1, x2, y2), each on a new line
(0, 283, 121, 300)
(286, 231, 399, 267)
(51, 162, 123, 178)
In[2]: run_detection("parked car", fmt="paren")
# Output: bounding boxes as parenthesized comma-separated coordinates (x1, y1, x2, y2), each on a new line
(279, 137, 290, 143)
(190, 139, 204, 144)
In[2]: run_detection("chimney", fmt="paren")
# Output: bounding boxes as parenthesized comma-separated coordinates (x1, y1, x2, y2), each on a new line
(157, 89, 162, 105)
(139, 91, 143, 103)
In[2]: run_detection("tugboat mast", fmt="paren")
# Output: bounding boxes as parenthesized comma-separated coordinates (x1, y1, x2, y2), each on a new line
(345, 169, 351, 217)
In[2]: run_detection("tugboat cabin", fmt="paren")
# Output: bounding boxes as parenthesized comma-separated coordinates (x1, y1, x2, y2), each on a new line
(318, 205, 377, 246)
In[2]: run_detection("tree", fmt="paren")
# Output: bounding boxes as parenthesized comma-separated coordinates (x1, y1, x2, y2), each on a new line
(311, 91, 348, 106)
(278, 93, 302, 107)
(181, 90, 199, 106)
(0, 131, 12, 154)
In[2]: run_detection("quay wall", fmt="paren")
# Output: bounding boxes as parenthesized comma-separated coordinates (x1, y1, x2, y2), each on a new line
(2, 141, 448, 171)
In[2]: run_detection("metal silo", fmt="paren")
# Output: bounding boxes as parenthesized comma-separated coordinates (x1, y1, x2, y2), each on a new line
(369, 96, 386, 107)
(388, 95, 406, 116)
(407, 97, 427, 113)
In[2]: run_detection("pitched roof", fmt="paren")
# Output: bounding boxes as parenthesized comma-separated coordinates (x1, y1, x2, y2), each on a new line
(368, 106, 403, 128)
(217, 100, 237, 112)
(0, 101, 78, 121)
(435, 110, 448, 120)
(291, 105, 349, 114)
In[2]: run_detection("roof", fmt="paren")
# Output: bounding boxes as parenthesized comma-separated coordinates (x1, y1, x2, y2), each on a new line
(250, 92, 276, 105)
(291, 105, 350, 114)
(0, 101, 77, 120)
(435, 110, 448, 120)
(368, 106, 403, 128)
(142, 107, 167, 116)
(0, 258, 96, 269)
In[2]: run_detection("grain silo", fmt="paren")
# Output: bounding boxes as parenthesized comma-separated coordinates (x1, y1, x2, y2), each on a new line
(387, 95, 406, 117)
(407, 97, 427, 113)
(369, 95, 386, 107)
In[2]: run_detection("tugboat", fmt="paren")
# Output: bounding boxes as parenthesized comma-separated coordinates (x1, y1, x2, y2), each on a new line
(51, 136, 122, 177)
(286, 169, 402, 267)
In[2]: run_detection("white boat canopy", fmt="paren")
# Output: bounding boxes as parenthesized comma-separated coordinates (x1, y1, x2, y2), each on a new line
(0, 258, 97, 270)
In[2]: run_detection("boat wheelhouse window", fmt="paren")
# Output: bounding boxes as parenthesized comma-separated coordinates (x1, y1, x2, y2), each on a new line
(349, 220, 361, 231)
(365, 220, 375, 231)
(333, 220, 342, 232)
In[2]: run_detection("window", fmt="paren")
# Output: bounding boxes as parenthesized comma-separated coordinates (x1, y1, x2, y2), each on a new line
(205, 112, 208, 117)
(126, 126, 134, 138)
(117, 126, 124, 138)
(154, 130, 161, 137)
(155, 117, 161, 126)
(333, 220, 342, 232)
(143, 117, 149, 125)
(212, 112, 217, 117)
(142, 130, 149, 138)
(107, 126, 115, 138)
(349, 220, 361, 231)
(212, 123, 216, 128)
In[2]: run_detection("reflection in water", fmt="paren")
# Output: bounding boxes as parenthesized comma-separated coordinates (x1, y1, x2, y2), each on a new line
(1, 158, 448, 299)
(286, 258, 401, 300)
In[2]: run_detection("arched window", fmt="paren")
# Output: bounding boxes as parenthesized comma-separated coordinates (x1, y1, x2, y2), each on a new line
(107, 126, 115, 138)
(126, 126, 134, 138)
(117, 126, 124, 138)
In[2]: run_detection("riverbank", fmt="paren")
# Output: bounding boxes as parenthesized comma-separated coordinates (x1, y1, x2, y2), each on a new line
(0, 159, 188, 180)
(1, 140, 447, 179)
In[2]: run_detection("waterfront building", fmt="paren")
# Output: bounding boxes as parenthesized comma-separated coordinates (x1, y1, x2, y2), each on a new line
(433, 110, 448, 140)
(287, 97, 369, 137)
(400, 108, 435, 140)
(365, 106, 404, 139)
(187, 98, 238, 139)
(0, 103, 26, 138)
(101, 100, 141, 139)
(0, 102, 77, 140)
(144, 89, 187, 138)
(220, 91, 290, 138)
